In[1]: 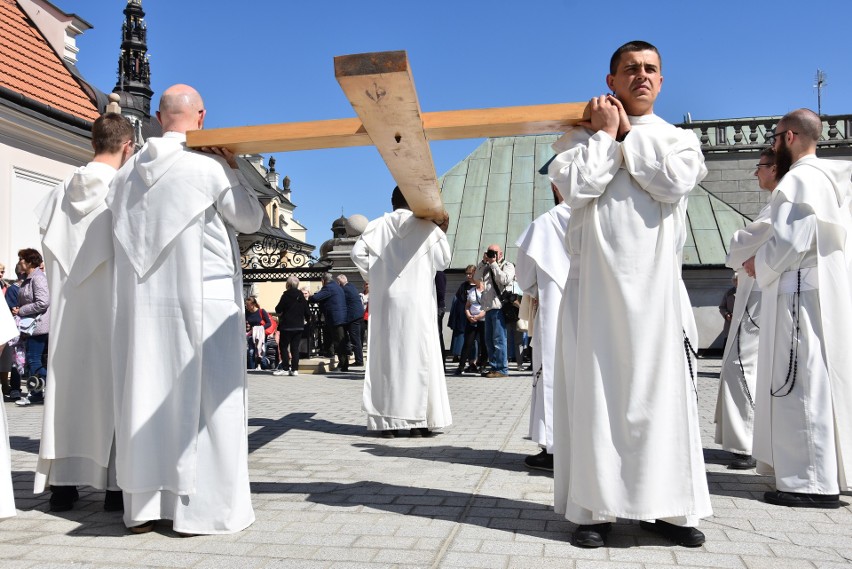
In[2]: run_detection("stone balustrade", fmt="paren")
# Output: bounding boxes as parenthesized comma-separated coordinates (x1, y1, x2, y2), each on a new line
(676, 114, 852, 152)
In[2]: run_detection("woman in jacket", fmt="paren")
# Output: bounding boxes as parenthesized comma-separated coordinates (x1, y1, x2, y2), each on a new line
(273, 276, 311, 376)
(13, 248, 50, 406)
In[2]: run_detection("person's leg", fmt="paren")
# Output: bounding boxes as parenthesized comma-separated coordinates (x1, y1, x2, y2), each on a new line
(492, 311, 508, 375)
(280, 331, 292, 371)
(334, 325, 348, 370)
(457, 325, 476, 373)
(484, 311, 495, 370)
(348, 320, 363, 365)
(289, 332, 303, 373)
(26, 334, 48, 403)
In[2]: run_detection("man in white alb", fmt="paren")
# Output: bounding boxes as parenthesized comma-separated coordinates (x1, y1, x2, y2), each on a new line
(351, 187, 452, 439)
(108, 84, 264, 534)
(549, 40, 711, 547)
(34, 113, 134, 512)
(514, 184, 570, 472)
(715, 147, 777, 470)
(743, 108, 852, 509)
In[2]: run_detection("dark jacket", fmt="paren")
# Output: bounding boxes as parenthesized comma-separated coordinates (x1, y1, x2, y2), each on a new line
(341, 282, 365, 323)
(435, 270, 447, 313)
(275, 288, 311, 331)
(310, 282, 346, 326)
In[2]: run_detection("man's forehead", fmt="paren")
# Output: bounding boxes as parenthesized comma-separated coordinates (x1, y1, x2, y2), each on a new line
(616, 50, 660, 69)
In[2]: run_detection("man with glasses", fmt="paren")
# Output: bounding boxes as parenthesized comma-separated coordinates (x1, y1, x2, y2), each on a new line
(473, 245, 515, 378)
(32, 113, 134, 512)
(715, 148, 777, 471)
(743, 108, 852, 509)
(548, 40, 711, 547)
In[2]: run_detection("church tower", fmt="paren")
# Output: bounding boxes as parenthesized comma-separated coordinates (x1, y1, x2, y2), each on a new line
(112, 0, 155, 140)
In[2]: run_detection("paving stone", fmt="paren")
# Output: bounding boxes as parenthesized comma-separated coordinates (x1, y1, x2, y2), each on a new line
(2, 359, 852, 567)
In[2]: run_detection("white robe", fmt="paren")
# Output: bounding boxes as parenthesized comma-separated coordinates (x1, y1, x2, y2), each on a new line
(549, 115, 712, 525)
(351, 209, 452, 431)
(0, 304, 17, 518)
(33, 162, 118, 493)
(108, 132, 264, 533)
(515, 202, 571, 452)
(753, 155, 852, 494)
(715, 208, 772, 455)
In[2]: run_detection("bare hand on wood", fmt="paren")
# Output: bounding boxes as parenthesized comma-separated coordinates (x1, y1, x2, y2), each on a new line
(743, 256, 756, 278)
(201, 146, 239, 170)
(606, 95, 631, 141)
(577, 95, 620, 139)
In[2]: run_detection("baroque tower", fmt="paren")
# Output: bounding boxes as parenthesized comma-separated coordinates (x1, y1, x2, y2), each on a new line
(112, 0, 154, 140)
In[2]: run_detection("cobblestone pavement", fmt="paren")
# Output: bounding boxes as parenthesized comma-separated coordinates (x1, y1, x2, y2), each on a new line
(1, 357, 851, 568)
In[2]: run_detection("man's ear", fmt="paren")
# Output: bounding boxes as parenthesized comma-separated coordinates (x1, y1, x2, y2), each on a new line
(606, 74, 615, 94)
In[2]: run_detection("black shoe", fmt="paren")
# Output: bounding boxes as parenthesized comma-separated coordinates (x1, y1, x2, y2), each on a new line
(380, 430, 397, 439)
(764, 490, 841, 509)
(573, 523, 611, 548)
(524, 450, 553, 472)
(3, 391, 20, 402)
(453, 368, 463, 376)
(409, 427, 423, 438)
(49, 485, 79, 512)
(728, 453, 757, 470)
(464, 365, 478, 374)
(639, 520, 705, 547)
(104, 490, 124, 512)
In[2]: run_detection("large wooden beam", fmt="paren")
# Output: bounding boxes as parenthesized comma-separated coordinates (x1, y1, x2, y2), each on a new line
(333, 51, 443, 222)
(185, 102, 587, 154)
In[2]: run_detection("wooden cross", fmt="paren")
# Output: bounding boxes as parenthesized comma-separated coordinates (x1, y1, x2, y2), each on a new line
(186, 50, 587, 223)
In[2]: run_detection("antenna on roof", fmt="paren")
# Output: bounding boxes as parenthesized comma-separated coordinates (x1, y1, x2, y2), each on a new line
(814, 69, 827, 116)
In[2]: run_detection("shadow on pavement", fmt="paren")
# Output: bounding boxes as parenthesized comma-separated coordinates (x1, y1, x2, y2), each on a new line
(248, 413, 362, 452)
(352, 442, 550, 475)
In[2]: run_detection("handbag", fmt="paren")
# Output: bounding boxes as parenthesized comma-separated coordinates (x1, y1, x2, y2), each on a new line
(487, 266, 520, 323)
(17, 315, 40, 335)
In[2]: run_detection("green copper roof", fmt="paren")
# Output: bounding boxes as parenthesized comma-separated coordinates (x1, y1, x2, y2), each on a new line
(439, 135, 749, 269)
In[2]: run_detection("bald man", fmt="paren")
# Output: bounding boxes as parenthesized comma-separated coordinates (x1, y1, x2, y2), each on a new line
(108, 84, 264, 534)
(744, 108, 852, 508)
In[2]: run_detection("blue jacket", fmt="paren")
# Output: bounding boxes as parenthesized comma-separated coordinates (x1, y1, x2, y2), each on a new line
(310, 282, 346, 326)
(341, 282, 365, 323)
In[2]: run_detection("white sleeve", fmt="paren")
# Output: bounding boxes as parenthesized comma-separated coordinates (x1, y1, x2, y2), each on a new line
(754, 200, 817, 288)
(548, 130, 623, 210)
(216, 170, 264, 234)
(620, 129, 707, 204)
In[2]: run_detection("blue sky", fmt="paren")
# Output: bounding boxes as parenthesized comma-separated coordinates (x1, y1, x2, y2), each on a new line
(68, 0, 852, 246)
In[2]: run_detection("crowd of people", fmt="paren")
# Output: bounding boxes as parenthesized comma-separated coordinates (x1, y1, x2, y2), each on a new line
(1, 39, 850, 552)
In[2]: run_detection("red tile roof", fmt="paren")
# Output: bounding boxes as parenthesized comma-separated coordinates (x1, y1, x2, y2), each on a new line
(0, 0, 99, 122)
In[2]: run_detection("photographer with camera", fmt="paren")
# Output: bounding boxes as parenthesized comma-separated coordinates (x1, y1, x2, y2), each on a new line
(473, 244, 515, 378)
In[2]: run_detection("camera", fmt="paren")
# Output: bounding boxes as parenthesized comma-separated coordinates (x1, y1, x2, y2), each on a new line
(486, 249, 497, 260)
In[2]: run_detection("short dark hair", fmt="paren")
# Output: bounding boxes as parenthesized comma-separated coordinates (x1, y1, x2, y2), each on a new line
(391, 186, 409, 211)
(609, 40, 661, 75)
(17, 248, 42, 267)
(759, 147, 776, 163)
(92, 113, 134, 154)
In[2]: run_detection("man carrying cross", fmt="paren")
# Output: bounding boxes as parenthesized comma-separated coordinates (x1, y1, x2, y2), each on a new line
(548, 40, 711, 547)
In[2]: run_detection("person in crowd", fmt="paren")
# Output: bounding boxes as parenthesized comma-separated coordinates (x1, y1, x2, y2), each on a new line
(515, 183, 571, 472)
(337, 274, 365, 368)
(2, 268, 24, 402)
(352, 187, 451, 438)
(435, 270, 447, 369)
(108, 84, 263, 534)
(310, 273, 348, 371)
(714, 147, 777, 471)
(245, 296, 272, 370)
(473, 245, 515, 378)
(454, 279, 486, 375)
(743, 109, 852, 509)
(447, 265, 476, 363)
(32, 112, 134, 512)
(273, 276, 311, 376)
(549, 40, 711, 547)
(0, 298, 17, 518)
(13, 249, 50, 408)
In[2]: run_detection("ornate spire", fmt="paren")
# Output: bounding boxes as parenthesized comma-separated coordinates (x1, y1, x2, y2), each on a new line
(113, 0, 152, 117)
